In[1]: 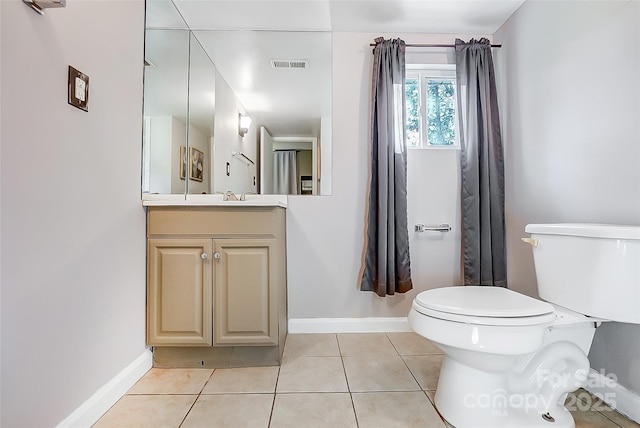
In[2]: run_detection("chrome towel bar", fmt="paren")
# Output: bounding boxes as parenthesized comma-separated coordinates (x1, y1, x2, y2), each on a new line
(415, 223, 451, 232)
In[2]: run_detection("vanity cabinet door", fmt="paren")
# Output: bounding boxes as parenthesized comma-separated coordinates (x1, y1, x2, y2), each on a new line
(213, 239, 278, 346)
(147, 239, 213, 346)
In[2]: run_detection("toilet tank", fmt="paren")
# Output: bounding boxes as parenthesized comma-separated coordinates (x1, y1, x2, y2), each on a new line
(525, 223, 640, 324)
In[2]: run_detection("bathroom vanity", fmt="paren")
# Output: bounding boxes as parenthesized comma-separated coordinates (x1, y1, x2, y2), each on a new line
(143, 196, 287, 368)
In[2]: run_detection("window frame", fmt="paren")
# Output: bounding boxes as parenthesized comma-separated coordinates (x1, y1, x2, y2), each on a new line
(406, 65, 460, 150)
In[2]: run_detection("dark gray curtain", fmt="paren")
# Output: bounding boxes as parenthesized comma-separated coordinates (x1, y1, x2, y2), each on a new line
(455, 38, 507, 287)
(360, 37, 413, 297)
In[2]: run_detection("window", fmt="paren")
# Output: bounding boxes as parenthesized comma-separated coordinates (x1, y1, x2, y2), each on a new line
(406, 68, 459, 148)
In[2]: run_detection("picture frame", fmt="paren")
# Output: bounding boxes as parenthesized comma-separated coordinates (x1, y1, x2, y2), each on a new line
(189, 147, 204, 182)
(179, 146, 187, 180)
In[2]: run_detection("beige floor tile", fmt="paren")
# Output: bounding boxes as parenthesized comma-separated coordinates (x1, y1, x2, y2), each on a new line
(386, 332, 443, 355)
(402, 354, 444, 390)
(270, 393, 357, 428)
(570, 389, 640, 427)
(180, 394, 273, 428)
(338, 333, 398, 357)
(92, 395, 196, 428)
(566, 391, 597, 412)
(572, 407, 623, 428)
(127, 368, 213, 395)
(352, 391, 446, 428)
(283, 334, 340, 357)
(601, 410, 640, 428)
(201, 366, 279, 394)
(276, 356, 348, 392)
(606, 412, 640, 428)
(343, 355, 420, 392)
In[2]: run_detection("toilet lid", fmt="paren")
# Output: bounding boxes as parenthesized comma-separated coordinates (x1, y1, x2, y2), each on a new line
(414, 286, 554, 318)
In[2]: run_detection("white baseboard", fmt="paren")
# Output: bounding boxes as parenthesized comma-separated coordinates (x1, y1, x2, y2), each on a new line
(56, 349, 153, 428)
(583, 368, 640, 423)
(288, 317, 411, 334)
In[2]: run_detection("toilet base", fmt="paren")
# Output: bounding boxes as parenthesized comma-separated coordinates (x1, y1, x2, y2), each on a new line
(434, 357, 576, 428)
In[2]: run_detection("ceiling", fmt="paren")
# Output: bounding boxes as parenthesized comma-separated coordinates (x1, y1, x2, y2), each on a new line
(166, 0, 526, 34)
(145, 0, 525, 136)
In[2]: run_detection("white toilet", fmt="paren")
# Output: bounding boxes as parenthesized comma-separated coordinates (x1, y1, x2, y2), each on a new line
(408, 223, 640, 428)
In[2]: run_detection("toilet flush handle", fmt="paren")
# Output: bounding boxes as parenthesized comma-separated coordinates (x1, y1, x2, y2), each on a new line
(521, 237, 538, 247)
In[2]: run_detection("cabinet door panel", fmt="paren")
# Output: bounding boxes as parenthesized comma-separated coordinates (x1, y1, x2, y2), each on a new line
(214, 239, 277, 345)
(148, 239, 212, 346)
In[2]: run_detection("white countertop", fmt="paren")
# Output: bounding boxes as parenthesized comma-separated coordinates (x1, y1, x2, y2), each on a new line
(142, 194, 287, 208)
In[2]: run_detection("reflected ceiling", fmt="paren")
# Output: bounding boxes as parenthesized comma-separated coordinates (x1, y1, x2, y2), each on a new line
(167, 0, 525, 33)
(145, 0, 525, 135)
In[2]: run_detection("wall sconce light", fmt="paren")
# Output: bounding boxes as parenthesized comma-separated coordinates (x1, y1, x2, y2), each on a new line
(239, 114, 252, 137)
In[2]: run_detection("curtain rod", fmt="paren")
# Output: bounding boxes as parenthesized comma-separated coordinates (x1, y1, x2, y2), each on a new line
(369, 43, 502, 48)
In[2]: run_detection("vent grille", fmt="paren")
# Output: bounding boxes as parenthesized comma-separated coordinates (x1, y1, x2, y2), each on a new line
(270, 59, 308, 69)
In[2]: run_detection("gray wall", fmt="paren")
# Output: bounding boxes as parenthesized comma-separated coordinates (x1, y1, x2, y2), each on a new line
(0, 1, 147, 426)
(495, 0, 640, 394)
(286, 32, 488, 319)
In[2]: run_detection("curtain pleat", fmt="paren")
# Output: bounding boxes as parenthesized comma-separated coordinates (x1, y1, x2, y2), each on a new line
(455, 38, 507, 287)
(273, 150, 298, 194)
(359, 38, 413, 297)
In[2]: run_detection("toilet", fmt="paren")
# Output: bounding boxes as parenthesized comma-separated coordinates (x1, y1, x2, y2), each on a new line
(408, 223, 640, 428)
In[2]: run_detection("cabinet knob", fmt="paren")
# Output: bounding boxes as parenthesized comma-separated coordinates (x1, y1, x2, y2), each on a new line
(213, 252, 221, 260)
(201, 252, 208, 260)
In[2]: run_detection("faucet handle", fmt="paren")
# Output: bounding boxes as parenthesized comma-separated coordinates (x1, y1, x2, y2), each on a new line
(214, 191, 227, 201)
(240, 191, 257, 201)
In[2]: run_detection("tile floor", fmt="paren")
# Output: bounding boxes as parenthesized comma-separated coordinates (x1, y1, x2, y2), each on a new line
(94, 333, 640, 428)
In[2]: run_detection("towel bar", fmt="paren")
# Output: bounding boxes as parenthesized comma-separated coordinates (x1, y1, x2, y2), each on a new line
(415, 223, 451, 232)
(232, 151, 255, 165)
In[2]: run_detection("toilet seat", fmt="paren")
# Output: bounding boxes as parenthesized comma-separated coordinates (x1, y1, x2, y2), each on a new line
(413, 286, 556, 326)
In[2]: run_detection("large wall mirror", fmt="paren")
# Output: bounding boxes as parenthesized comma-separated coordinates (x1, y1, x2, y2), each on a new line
(142, 0, 332, 197)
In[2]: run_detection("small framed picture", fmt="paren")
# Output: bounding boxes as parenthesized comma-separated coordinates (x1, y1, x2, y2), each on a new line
(179, 146, 187, 180)
(189, 147, 204, 182)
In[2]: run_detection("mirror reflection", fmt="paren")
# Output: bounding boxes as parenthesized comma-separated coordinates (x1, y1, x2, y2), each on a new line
(142, 1, 332, 196)
(186, 33, 215, 194)
(142, 28, 189, 195)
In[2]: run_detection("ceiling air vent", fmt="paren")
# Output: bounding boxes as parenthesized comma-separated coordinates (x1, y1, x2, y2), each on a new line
(270, 59, 308, 69)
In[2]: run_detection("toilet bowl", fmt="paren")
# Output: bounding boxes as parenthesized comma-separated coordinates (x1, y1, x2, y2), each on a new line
(409, 223, 640, 428)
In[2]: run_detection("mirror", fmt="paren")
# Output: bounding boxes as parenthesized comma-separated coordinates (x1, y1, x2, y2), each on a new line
(142, 28, 189, 195)
(142, 0, 332, 196)
(186, 33, 215, 194)
(195, 30, 331, 196)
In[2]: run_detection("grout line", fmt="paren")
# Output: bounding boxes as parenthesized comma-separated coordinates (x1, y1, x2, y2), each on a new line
(337, 334, 361, 427)
(177, 370, 214, 427)
(385, 332, 401, 356)
(596, 410, 625, 428)
(398, 353, 425, 391)
(388, 335, 449, 427)
(177, 395, 200, 427)
(267, 345, 283, 428)
(572, 388, 629, 427)
(337, 334, 360, 428)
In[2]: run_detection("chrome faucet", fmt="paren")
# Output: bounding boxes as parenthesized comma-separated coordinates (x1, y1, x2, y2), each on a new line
(214, 191, 229, 201)
(225, 191, 239, 201)
(240, 191, 257, 201)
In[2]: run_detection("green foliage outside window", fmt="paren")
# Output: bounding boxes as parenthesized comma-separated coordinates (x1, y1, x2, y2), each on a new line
(426, 80, 456, 146)
(405, 74, 457, 147)
(405, 78, 420, 146)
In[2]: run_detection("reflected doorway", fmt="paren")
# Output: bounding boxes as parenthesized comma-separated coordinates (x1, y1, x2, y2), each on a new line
(259, 127, 319, 195)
